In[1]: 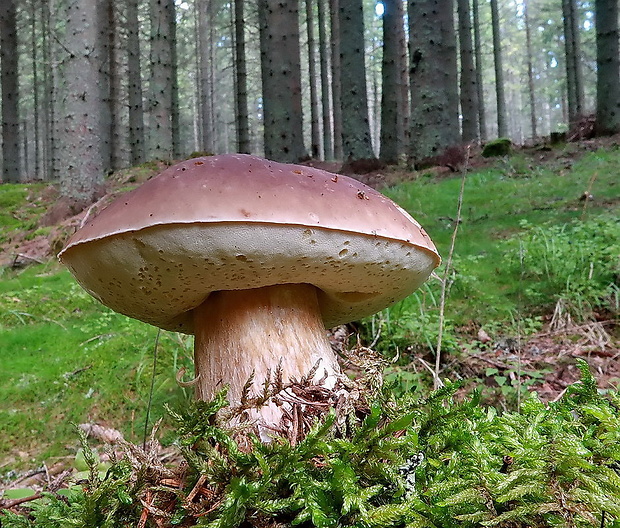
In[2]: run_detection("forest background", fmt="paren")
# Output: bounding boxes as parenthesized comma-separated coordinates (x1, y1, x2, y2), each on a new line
(0, 0, 618, 200)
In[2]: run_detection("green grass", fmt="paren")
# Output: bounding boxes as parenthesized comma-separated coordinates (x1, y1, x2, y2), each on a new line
(0, 265, 193, 468)
(382, 147, 620, 324)
(0, 146, 618, 471)
(0, 183, 47, 243)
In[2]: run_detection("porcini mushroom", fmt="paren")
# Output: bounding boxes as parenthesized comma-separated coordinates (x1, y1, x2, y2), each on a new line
(59, 154, 440, 428)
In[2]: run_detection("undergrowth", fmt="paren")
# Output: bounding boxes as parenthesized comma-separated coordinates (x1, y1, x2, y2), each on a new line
(3, 360, 620, 527)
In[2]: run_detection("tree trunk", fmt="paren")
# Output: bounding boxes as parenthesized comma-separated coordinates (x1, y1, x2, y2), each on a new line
(490, 0, 507, 137)
(457, 0, 479, 142)
(127, 0, 145, 165)
(472, 0, 486, 141)
(408, 0, 460, 163)
(234, 0, 250, 154)
(562, 0, 584, 126)
(306, 0, 321, 159)
(258, 0, 306, 162)
(198, 0, 214, 154)
(0, 0, 21, 183)
(317, 0, 333, 160)
(60, 0, 105, 206)
(98, 0, 112, 173)
(329, 0, 343, 160)
(523, 0, 537, 138)
(149, 0, 174, 160)
(380, 0, 406, 163)
(31, 0, 41, 179)
(338, 0, 375, 161)
(106, 0, 123, 171)
(170, 0, 181, 158)
(595, 0, 620, 135)
(41, 0, 53, 179)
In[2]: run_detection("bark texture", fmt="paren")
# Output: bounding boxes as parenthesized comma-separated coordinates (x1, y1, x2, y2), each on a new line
(523, 0, 537, 138)
(562, 0, 585, 125)
(258, 0, 306, 162)
(317, 0, 333, 160)
(0, 0, 20, 182)
(59, 0, 105, 206)
(380, 0, 407, 163)
(457, 0, 479, 142)
(490, 0, 507, 137)
(198, 0, 214, 154)
(329, 0, 343, 160)
(306, 0, 321, 159)
(472, 0, 486, 140)
(234, 0, 250, 153)
(408, 0, 460, 162)
(595, 0, 620, 134)
(127, 0, 145, 164)
(149, 0, 174, 160)
(338, 0, 375, 161)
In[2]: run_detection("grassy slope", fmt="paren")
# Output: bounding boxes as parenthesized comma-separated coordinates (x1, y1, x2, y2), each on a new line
(0, 146, 618, 471)
(384, 148, 619, 322)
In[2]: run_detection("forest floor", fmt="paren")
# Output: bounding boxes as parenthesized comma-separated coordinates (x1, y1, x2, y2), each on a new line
(0, 137, 619, 480)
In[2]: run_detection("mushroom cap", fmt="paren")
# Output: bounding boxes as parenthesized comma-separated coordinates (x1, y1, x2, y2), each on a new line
(59, 154, 440, 333)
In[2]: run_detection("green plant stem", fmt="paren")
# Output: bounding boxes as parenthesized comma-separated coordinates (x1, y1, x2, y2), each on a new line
(435, 159, 468, 389)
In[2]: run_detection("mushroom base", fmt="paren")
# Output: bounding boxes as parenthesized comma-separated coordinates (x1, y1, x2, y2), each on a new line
(192, 284, 341, 420)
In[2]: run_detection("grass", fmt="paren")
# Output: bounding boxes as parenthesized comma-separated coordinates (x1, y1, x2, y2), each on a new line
(0, 145, 618, 471)
(0, 184, 47, 244)
(0, 265, 194, 469)
(382, 147, 620, 323)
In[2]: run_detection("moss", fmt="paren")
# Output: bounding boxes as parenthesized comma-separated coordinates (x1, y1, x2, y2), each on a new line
(481, 137, 512, 157)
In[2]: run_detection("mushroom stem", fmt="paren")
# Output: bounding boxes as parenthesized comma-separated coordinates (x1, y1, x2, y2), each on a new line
(192, 284, 341, 412)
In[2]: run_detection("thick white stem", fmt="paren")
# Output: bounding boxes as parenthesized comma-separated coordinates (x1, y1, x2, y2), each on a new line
(192, 284, 341, 419)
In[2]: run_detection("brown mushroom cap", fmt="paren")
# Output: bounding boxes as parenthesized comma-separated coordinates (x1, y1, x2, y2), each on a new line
(59, 154, 440, 333)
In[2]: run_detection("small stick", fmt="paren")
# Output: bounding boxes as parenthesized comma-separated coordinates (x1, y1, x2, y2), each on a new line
(137, 490, 152, 528)
(186, 474, 207, 503)
(1, 492, 43, 508)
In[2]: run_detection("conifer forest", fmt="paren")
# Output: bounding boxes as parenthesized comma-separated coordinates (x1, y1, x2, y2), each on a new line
(0, 0, 618, 197)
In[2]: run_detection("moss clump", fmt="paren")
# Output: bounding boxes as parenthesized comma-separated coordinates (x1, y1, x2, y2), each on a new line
(482, 137, 512, 157)
(3, 360, 620, 527)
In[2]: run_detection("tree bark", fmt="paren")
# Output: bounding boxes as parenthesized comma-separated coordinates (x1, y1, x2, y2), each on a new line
(490, 0, 507, 137)
(258, 0, 306, 162)
(198, 0, 214, 154)
(0, 0, 21, 183)
(317, 0, 333, 160)
(306, 0, 321, 159)
(170, 0, 181, 158)
(562, 0, 585, 126)
(380, 0, 406, 163)
(472, 0, 486, 141)
(595, 0, 620, 135)
(127, 0, 145, 165)
(234, 0, 250, 154)
(457, 0, 479, 142)
(41, 0, 53, 180)
(149, 0, 174, 160)
(408, 0, 460, 163)
(329, 0, 343, 160)
(338, 0, 375, 161)
(523, 0, 537, 138)
(60, 0, 105, 206)
(31, 0, 41, 179)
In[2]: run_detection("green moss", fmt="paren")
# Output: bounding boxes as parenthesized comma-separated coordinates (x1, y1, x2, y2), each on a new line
(481, 137, 512, 157)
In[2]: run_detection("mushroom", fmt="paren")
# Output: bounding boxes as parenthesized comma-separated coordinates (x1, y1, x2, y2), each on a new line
(59, 154, 440, 428)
